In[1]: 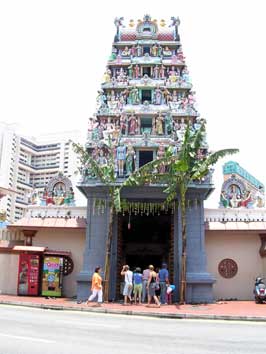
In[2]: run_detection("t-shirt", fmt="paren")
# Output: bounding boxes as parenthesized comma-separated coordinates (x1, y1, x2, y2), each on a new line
(133, 272, 142, 285)
(159, 268, 169, 282)
(124, 270, 133, 284)
(142, 269, 150, 281)
(91, 272, 102, 290)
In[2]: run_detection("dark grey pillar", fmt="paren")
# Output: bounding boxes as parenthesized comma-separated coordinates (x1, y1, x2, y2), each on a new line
(185, 197, 215, 303)
(76, 197, 110, 301)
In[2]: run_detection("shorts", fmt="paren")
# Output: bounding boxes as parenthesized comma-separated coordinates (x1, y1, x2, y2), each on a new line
(123, 283, 133, 296)
(133, 283, 142, 296)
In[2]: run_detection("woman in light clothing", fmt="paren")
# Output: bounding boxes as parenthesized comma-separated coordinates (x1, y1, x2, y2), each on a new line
(87, 266, 103, 306)
(121, 265, 133, 305)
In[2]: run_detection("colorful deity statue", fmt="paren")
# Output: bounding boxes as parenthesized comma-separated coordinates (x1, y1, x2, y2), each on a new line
(159, 64, 166, 79)
(165, 111, 173, 135)
(153, 65, 160, 79)
(151, 43, 158, 56)
(163, 46, 172, 56)
(136, 43, 143, 57)
(177, 45, 185, 62)
(157, 144, 166, 173)
(129, 86, 140, 105)
(155, 112, 164, 135)
(154, 85, 163, 105)
(121, 46, 131, 56)
(255, 187, 265, 208)
(131, 45, 137, 57)
(128, 113, 138, 135)
(116, 142, 127, 177)
(220, 191, 230, 208)
(133, 64, 140, 79)
(125, 144, 136, 175)
(103, 68, 112, 83)
(120, 113, 128, 135)
(128, 64, 133, 79)
(162, 87, 172, 104)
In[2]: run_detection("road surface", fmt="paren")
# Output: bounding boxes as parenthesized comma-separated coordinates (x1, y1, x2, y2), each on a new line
(0, 305, 265, 353)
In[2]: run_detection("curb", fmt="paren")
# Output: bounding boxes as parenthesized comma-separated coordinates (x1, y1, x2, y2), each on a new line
(1, 300, 266, 322)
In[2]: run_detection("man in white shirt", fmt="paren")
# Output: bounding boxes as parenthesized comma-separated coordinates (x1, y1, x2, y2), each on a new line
(121, 265, 133, 305)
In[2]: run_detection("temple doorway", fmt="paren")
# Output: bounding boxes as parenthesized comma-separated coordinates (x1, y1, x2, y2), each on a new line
(116, 213, 174, 297)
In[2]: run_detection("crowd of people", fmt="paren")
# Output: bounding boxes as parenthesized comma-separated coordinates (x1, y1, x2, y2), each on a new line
(86, 263, 175, 307)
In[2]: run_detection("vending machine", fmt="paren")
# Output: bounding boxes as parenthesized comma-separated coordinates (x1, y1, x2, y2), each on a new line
(41, 256, 63, 297)
(17, 254, 41, 296)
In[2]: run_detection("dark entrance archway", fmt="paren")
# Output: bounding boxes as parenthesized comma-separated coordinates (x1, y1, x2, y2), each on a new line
(116, 213, 174, 298)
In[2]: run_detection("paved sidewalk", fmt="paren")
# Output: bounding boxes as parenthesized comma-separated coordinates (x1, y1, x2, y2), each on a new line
(1, 294, 266, 321)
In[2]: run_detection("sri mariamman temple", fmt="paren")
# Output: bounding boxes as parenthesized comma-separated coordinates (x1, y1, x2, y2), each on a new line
(77, 15, 214, 303)
(1, 15, 266, 303)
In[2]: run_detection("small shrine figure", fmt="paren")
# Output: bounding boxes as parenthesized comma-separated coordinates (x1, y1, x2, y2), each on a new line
(136, 43, 143, 57)
(120, 113, 128, 135)
(131, 45, 137, 57)
(157, 44, 163, 57)
(121, 46, 131, 56)
(87, 117, 95, 140)
(162, 87, 172, 104)
(125, 144, 136, 175)
(92, 121, 100, 141)
(165, 111, 173, 135)
(133, 64, 140, 79)
(193, 117, 202, 131)
(157, 144, 165, 173)
(128, 64, 133, 79)
(172, 90, 178, 103)
(171, 55, 178, 64)
(255, 186, 265, 208)
(181, 66, 190, 84)
(128, 113, 138, 135)
(155, 112, 164, 135)
(154, 85, 163, 105)
(116, 142, 127, 177)
(159, 64, 166, 79)
(151, 43, 158, 57)
(129, 86, 140, 105)
(177, 46, 185, 62)
(153, 65, 160, 79)
(97, 90, 107, 109)
(241, 190, 252, 208)
(163, 46, 172, 56)
(103, 117, 115, 142)
(97, 149, 107, 166)
(220, 191, 230, 208)
(102, 69, 112, 83)
(117, 68, 126, 83)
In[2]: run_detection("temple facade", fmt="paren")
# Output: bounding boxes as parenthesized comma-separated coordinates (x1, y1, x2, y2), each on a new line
(77, 15, 215, 303)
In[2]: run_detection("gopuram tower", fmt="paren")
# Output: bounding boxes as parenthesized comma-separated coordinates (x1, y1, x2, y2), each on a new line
(77, 15, 215, 303)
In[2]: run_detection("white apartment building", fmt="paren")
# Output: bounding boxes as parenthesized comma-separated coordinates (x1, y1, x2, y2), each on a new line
(0, 122, 85, 221)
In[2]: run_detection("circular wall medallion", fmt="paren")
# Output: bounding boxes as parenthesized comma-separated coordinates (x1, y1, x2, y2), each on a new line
(218, 258, 238, 279)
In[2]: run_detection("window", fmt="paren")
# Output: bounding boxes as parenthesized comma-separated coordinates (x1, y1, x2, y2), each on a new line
(139, 150, 154, 168)
(142, 66, 151, 76)
(140, 117, 152, 134)
(141, 90, 152, 103)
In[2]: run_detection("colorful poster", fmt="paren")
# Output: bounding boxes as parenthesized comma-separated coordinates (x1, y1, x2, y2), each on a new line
(41, 257, 63, 297)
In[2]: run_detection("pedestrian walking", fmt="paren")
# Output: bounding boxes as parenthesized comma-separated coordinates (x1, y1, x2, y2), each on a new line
(121, 265, 133, 305)
(86, 266, 103, 306)
(158, 263, 169, 305)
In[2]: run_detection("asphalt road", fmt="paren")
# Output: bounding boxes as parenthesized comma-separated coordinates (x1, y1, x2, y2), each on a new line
(0, 305, 266, 354)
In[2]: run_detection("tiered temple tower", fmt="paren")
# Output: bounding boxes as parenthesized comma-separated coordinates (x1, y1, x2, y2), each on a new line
(77, 15, 215, 303)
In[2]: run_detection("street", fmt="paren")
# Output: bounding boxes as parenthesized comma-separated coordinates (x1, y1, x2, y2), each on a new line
(0, 305, 266, 354)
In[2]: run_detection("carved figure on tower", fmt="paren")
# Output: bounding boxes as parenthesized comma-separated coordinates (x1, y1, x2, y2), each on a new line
(116, 141, 127, 177)
(155, 112, 164, 135)
(128, 113, 138, 135)
(125, 144, 136, 176)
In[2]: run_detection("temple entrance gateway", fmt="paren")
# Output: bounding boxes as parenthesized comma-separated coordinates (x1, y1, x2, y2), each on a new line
(116, 213, 174, 298)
